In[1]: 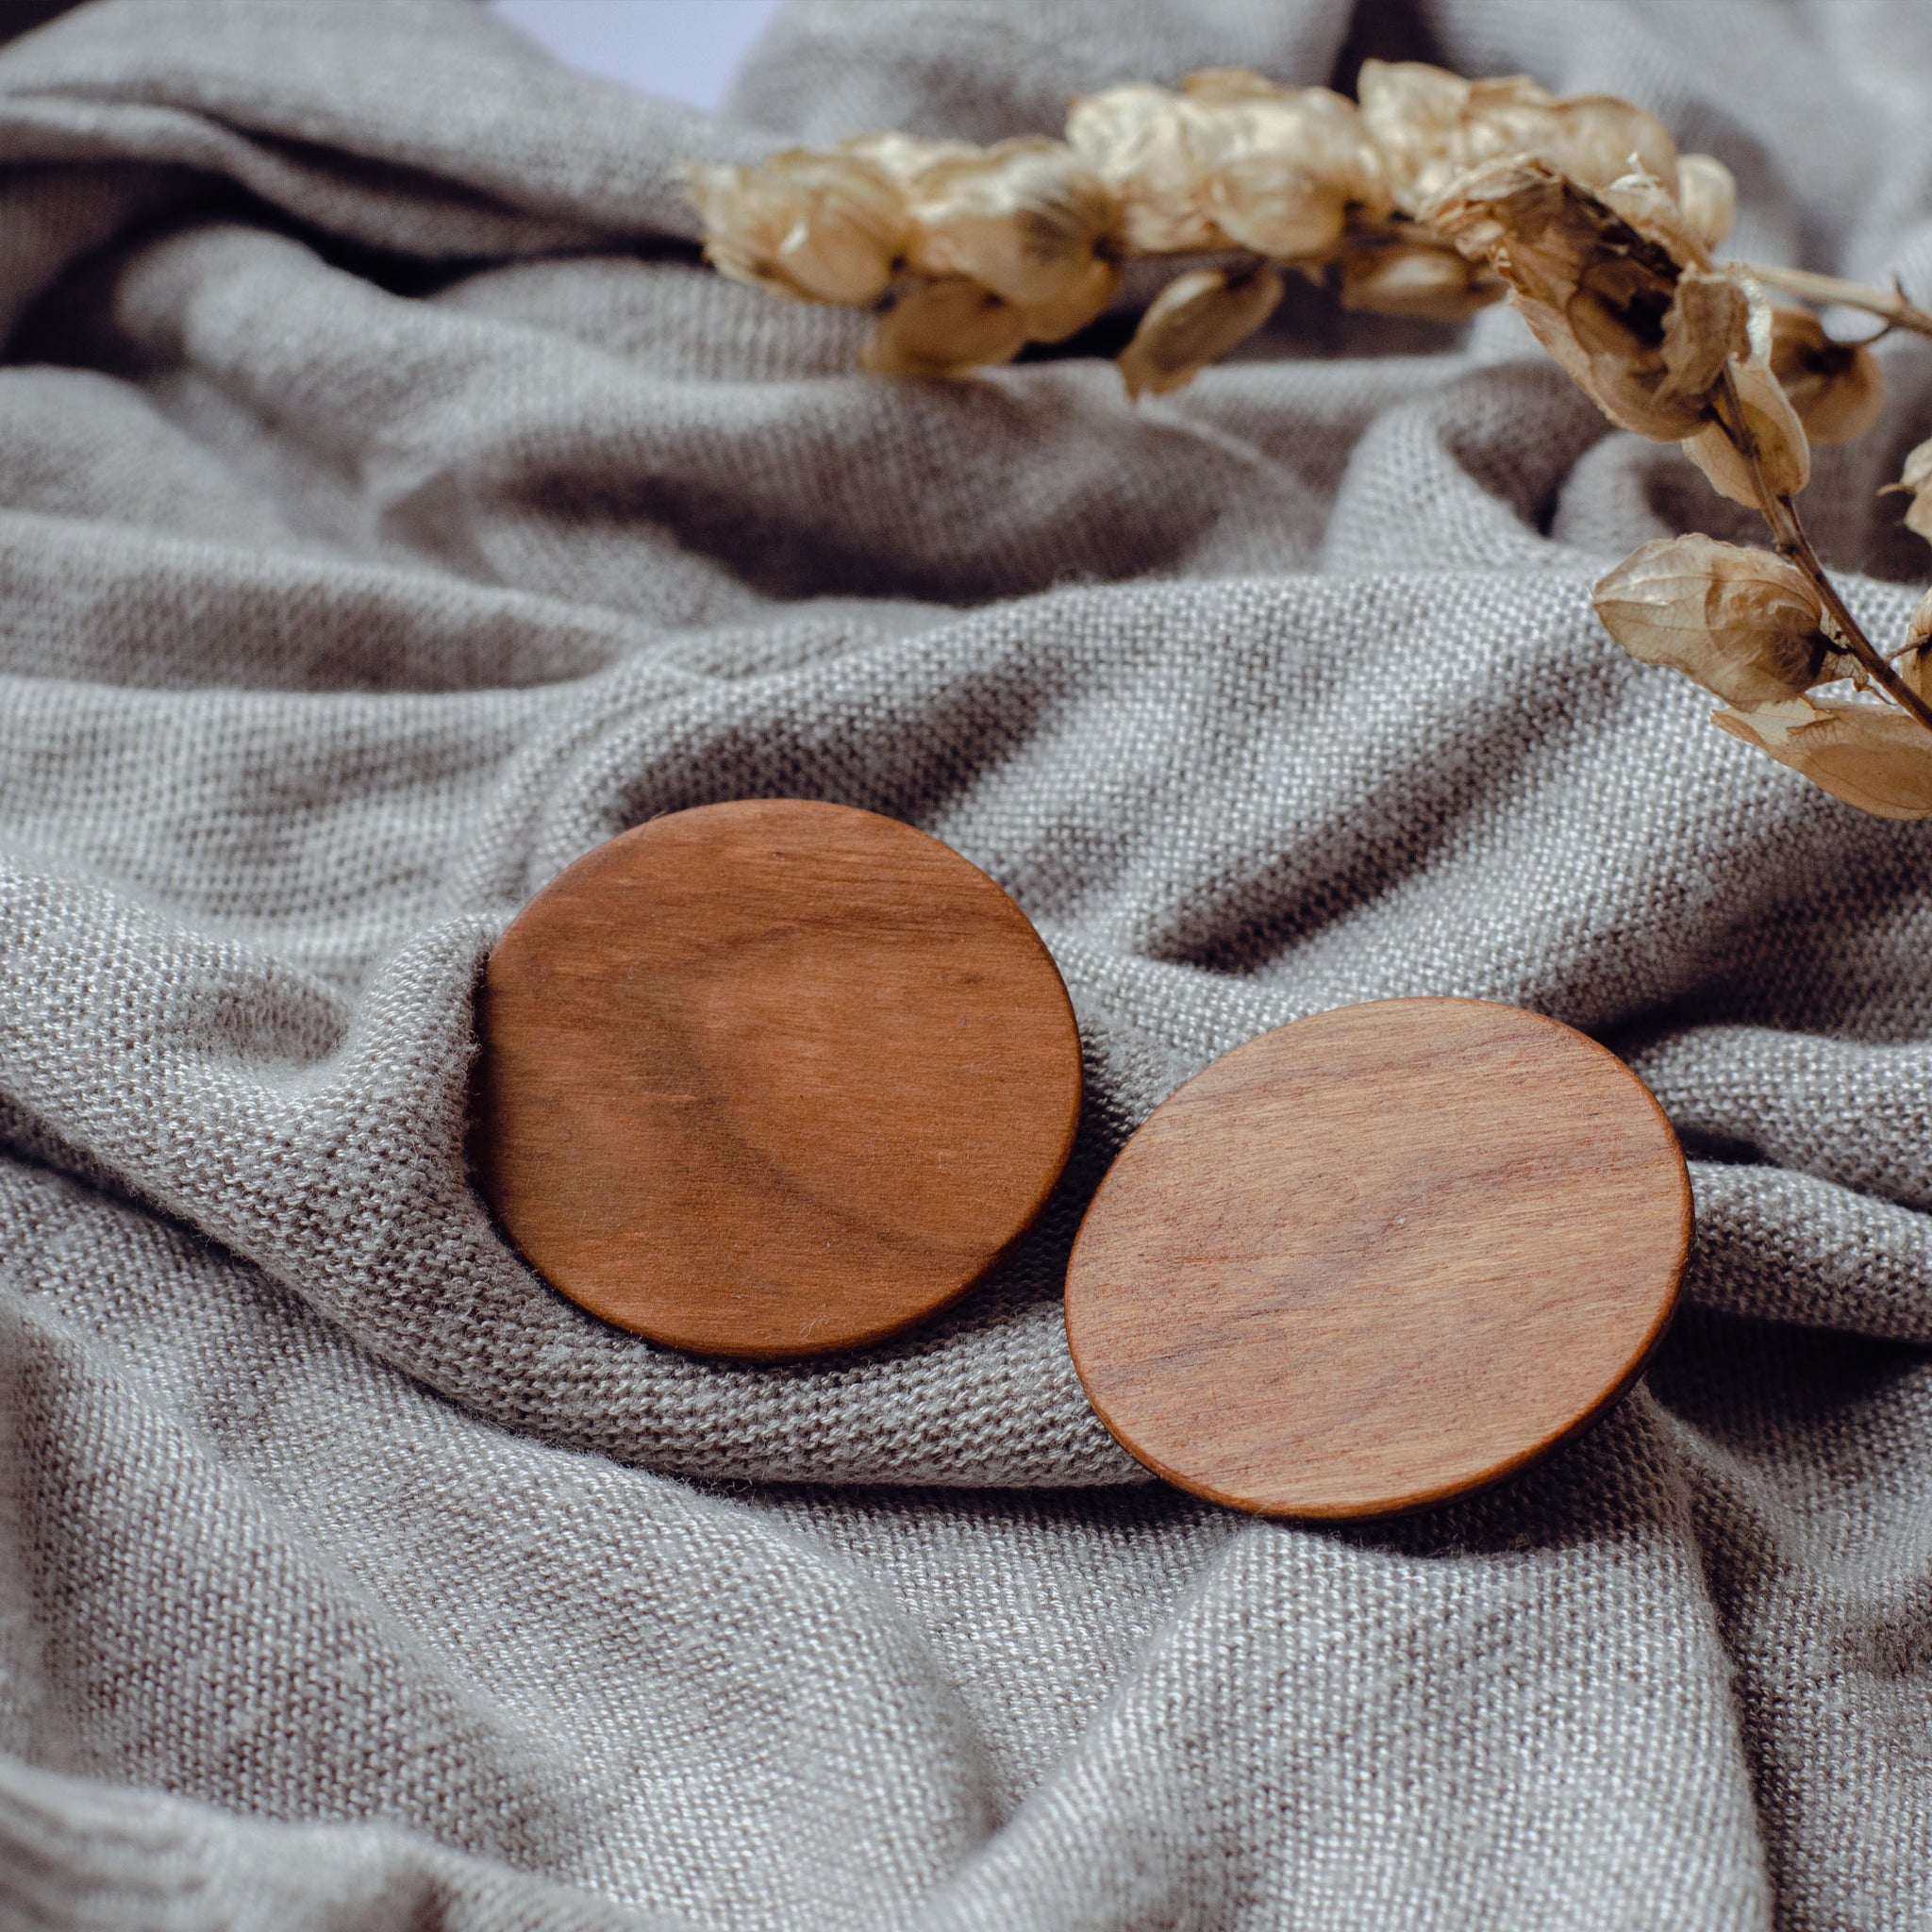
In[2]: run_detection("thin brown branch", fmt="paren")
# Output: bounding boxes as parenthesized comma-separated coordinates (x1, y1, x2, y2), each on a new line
(1714, 367, 1932, 735)
(1732, 262, 1932, 340)
(1779, 504, 1932, 729)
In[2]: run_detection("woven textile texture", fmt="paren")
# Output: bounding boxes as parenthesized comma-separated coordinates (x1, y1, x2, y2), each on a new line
(3, 0, 1931, 1924)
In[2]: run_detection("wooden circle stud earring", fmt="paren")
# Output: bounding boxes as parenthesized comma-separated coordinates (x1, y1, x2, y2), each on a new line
(1062, 998, 1690, 1521)
(470, 800, 1083, 1359)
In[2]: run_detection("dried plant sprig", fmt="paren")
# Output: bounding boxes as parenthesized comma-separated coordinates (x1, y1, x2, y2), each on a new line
(686, 59, 1932, 817)
(686, 61, 1698, 385)
(1416, 148, 1932, 806)
(1585, 363, 1932, 818)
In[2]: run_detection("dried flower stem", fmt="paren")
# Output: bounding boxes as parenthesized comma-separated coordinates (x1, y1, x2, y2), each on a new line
(1715, 366, 1932, 732)
(1778, 507, 1932, 716)
(1735, 262, 1932, 340)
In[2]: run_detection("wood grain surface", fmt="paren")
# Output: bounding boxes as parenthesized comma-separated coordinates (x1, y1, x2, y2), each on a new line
(471, 799, 1082, 1358)
(1064, 998, 1690, 1520)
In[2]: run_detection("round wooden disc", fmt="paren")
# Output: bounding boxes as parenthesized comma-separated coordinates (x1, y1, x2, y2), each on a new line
(1065, 999, 1690, 1520)
(472, 800, 1080, 1358)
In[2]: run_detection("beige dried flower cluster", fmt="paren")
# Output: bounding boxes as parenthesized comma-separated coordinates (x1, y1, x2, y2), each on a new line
(691, 63, 1521, 389)
(689, 60, 1932, 817)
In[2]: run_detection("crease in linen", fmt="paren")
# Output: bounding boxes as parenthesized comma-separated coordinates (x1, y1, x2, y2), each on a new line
(0, 0, 1928, 1925)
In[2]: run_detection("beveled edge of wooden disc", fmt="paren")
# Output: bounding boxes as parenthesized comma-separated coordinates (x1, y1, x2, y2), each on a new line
(470, 797, 1086, 1360)
(1063, 997, 1692, 1521)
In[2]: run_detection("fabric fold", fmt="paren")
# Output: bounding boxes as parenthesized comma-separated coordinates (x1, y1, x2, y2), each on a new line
(5, 0, 1932, 1924)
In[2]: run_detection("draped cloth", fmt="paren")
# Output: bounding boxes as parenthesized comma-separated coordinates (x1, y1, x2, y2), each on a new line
(4, 1, 1932, 1924)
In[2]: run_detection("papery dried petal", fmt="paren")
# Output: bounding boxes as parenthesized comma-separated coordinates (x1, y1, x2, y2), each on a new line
(837, 130, 982, 185)
(1889, 435, 1932, 545)
(1681, 358, 1812, 506)
(860, 276, 1027, 377)
(904, 139, 1117, 308)
(1565, 252, 1666, 360)
(1659, 268, 1751, 403)
(1907, 584, 1932, 657)
(1593, 534, 1828, 705)
(1427, 158, 1723, 440)
(1118, 265, 1284, 397)
(1185, 77, 1388, 209)
(1901, 595, 1932, 716)
(1019, 255, 1121, 341)
(1336, 240, 1497, 320)
(1359, 59, 1674, 216)
(1674, 153, 1737, 250)
(1712, 696, 1932, 819)
(1877, 436, 1932, 552)
(1767, 307, 1884, 443)
(1357, 60, 1528, 212)
(687, 152, 909, 306)
(1536, 97, 1677, 197)
(1200, 85, 1390, 240)
(1067, 83, 1220, 253)
(1596, 169, 1710, 270)
(1179, 68, 1282, 105)
(1074, 76, 1391, 261)
(1582, 356, 1719, 440)
(1423, 158, 1605, 306)
(1742, 275, 1774, 365)
(1207, 156, 1351, 258)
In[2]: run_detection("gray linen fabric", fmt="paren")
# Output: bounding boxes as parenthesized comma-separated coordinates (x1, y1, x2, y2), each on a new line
(2, 0, 1931, 1924)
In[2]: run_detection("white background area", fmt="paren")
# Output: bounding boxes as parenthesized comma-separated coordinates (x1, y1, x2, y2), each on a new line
(489, 0, 785, 111)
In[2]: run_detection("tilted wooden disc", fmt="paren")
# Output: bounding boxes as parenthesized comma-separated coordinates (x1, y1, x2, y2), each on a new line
(1065, 999, 1690, 1520)
(472, 799, 1081, 1358)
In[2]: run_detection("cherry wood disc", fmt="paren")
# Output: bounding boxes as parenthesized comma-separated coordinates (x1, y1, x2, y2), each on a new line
(1064, 998, 1690, 1520)
(472, 800, 1082, 1358)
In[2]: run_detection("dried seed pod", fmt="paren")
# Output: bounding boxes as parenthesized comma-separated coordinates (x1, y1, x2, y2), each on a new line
(1422, 157, 1594, 297)
(1192, 83, 1389, 258)
(1593, 535, 1829, 706)
(1712, 697, 1932, 819)
(1674, 154, 1737, 251)
(1907, 584, 1932, 656)
(1358, 59, 1674, 215)
(1357, 61, 1541, 213)
(686, 152, 909, 306)
(1019, 255, 1122, 342)
(1681, 358, 1812, 506)
(836, 130, 981, 185)
(1883, 434, 1932, 544)
(904, 139, 1117, 309)
(1066, 83, 1220, 253)
(1336, 240, 1496, 321)
(1596, 168, 1711, 271)
(1659, 268, 1753, 401)
(1438, 179, 1695, 437)
(860, 276, 1028, 378)
(1900, 593, 1932, 705)
(1211, 168, 1350, 258)
(1178, 67, 1285, 105)
(1070, 75, 1388, 263)
(1118, 265, 1284, 397)
(1425, 158, 1740, 441)
(1767, 308, 1885, 444)
(1535, 96, 1680, 197)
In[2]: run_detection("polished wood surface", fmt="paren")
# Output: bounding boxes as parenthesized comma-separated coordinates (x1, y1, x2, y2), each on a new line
(1064, 998, 1690, 1520)
(473, 800, 1082, 1358)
